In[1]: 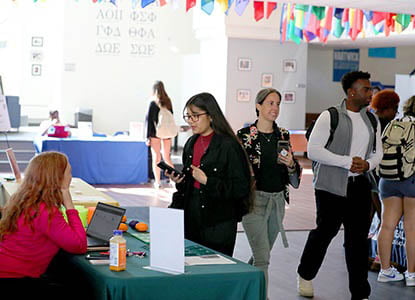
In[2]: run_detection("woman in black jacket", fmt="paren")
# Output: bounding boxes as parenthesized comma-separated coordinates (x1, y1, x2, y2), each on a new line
(237, 88, 301, 290)
(168, 93, 252, 256)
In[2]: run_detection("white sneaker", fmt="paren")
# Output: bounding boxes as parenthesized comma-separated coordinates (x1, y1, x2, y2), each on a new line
(297, 274, 314, 297)
(405, 271, 415, 286)
(377, 267, 404, 282)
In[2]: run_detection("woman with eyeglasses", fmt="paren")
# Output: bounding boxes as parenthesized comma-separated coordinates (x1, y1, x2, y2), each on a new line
(167, 92, 253, 256)
(237, 88, 302, 290)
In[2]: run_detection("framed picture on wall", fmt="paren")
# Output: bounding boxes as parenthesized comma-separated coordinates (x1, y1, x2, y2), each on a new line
(32, 37, 43, 47)
(283, 59, 296, 72)
(282, 91, 295, 104)
(238, 58, 252, 71)
(31, 64, 42, 76)
(237, 89, 251, 102)
(261, 73, 273, 88)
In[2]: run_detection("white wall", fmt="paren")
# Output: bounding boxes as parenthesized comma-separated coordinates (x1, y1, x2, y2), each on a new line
(307, 44, 415, 114)
(60, 1, 199, 134)
(0, 1, 200, 134)
(395, 74, 415, 118)
(226, 38, 308, 131)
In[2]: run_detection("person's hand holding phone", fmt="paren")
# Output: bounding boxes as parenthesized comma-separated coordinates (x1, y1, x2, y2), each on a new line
(157, 161, 185, 183)
(278, 148, 295, 168)
(164, 170, 185, 184)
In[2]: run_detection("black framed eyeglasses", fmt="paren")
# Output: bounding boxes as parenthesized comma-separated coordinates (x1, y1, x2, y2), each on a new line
(183, 113, 208, 122)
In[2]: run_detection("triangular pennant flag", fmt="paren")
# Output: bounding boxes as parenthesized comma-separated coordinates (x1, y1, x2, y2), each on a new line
(266, 2, 277, 19)
(141, 0, 155, 8)
(254, 1, 264, 22)
(217, 0, 229, 12)
(279, 3, 287, 43)
(201, 0, 214, 15)
(225, 0, 234, 15)
(186, 0, 196, 11)
(294, 4, 307, 29)
(396, 14, 411, 30)
(311, 6, 325, 20)
(110, 0, 117, 5)
(235, 0, 249, 16)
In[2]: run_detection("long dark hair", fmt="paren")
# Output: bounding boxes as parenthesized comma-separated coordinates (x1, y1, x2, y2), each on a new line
(184, 93, 237, 140)
(184, 92, 255, 213)
(153, 81, 172, 111)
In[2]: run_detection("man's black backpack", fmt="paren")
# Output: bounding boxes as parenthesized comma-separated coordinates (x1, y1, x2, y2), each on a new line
(305, 107, 377, 151)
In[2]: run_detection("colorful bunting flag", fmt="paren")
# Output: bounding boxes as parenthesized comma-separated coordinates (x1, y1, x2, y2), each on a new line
(141, 0, 155, 8)
(266, 2, 277, 19)
(216, 0, 228, 12)
(186, 0, 196, 11)
(234, 0, 249, 17)
(333, 8, 344, 38)
(253, 1, 264, 22)
(201, 0, 214, 15)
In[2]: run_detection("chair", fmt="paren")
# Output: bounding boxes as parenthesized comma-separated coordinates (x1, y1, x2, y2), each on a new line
(113, 131, 129, 136)
(93, 132, 106, 137)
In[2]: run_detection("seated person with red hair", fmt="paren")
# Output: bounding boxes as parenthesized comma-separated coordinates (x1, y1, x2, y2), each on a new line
(0, 152, 87, 298)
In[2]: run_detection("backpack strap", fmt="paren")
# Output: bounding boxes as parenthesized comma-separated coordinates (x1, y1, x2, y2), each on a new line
(366, 111, 377, 153)
(325, 107, 338, 148)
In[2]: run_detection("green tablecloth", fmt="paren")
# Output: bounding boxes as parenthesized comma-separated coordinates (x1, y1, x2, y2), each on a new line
(54, 233, 265, 300)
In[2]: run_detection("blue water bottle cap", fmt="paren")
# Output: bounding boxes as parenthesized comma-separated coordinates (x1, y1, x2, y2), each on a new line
(113, 230, 123, 235)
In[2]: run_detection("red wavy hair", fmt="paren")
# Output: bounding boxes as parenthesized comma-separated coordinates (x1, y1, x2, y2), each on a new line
(370, 90, 400, 113)
(0, 152, 68, 238)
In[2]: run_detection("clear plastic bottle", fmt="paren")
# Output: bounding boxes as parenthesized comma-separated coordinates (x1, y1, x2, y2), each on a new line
(109, 230, 126, 271)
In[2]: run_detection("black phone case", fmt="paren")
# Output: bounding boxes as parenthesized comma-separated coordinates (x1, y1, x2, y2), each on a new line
(157, 161, 183, 177)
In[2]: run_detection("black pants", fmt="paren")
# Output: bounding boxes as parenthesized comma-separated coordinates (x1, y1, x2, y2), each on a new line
(297, 176, 372, 300)
(185, 189, 237, 256)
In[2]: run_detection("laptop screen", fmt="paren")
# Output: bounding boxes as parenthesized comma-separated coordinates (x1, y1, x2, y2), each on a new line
(86, 202, 126, 242)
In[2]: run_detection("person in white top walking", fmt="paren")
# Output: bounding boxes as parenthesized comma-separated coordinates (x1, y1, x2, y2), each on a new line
(296, 71, 383, 300)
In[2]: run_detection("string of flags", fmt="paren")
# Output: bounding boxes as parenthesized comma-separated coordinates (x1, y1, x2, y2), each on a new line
(280, 4, 415, 44)
(30, 0, 415, 43)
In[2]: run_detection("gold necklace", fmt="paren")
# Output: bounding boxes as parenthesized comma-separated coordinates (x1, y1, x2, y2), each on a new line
(261, 132, 273, 142)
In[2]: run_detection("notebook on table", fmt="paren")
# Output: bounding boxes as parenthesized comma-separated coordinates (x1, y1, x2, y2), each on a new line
(86, 202, 126, 248)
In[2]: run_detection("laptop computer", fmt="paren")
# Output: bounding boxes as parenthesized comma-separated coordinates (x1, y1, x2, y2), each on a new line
(86, 202, 126, 247)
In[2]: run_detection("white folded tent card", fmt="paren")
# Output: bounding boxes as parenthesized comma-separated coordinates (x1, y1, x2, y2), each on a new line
(146, 207, 184, 274)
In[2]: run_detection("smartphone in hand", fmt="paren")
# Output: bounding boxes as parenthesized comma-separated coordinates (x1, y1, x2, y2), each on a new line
(277, 140, 290, 164)
(157, 161, 184, 177)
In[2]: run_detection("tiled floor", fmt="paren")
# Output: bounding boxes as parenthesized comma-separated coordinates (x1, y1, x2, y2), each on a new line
(96, 156, 415, 300)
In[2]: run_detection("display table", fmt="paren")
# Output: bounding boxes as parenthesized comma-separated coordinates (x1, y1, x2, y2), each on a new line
(50, 234, 266, 300)
(33, 136, 148, 184)
(0, 177, 118, 207)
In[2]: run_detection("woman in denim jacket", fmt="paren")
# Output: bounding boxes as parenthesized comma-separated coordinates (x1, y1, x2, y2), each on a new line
(237, 88, 302, 290)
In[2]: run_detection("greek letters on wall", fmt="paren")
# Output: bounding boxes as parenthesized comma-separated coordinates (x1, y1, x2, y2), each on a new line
(95, 6, 157, 57)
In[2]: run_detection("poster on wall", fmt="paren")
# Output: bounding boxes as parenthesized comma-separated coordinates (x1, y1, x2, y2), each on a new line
(333, 49, 359, 82)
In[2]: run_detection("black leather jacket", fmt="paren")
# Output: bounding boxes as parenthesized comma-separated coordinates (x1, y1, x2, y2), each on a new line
(170, 133, 251, 224)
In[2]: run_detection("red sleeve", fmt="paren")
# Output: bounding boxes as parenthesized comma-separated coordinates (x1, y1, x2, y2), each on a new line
(39, 207, 87, 254)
